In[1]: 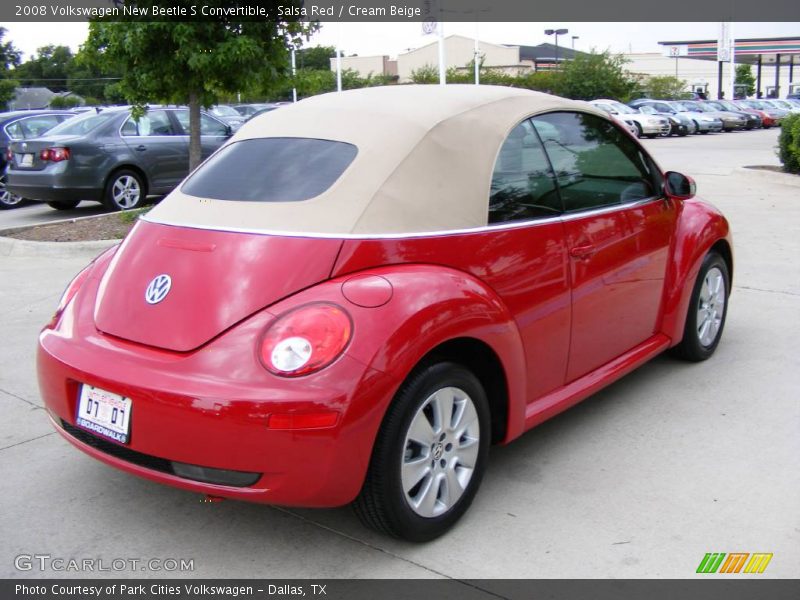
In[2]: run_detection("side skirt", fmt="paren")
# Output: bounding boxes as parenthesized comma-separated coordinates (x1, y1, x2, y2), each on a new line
(522, 333, 671, 432)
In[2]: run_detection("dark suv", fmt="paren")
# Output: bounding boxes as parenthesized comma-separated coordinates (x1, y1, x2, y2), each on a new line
(6, 106, 231, 211)
(1, 110, 75, 209)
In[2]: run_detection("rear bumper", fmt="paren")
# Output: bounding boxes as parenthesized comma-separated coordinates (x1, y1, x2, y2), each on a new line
(37, 271, 398, 507)
(6, 169, 103, 202)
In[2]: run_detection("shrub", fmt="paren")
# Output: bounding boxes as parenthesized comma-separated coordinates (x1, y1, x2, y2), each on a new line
(778, 114, 800, 174)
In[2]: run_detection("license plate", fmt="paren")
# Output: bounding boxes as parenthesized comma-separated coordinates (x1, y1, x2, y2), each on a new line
(17, 153, 34, 167)
(75, 385, 132, 444)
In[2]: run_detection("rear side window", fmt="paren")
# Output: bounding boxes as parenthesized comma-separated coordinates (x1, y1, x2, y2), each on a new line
(181, 138, 357, 202)
(46, 111, 116, 136)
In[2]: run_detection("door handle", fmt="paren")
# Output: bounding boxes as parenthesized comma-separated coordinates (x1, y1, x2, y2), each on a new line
(569, 244, 596, 259)
(134, 145, 147, 152)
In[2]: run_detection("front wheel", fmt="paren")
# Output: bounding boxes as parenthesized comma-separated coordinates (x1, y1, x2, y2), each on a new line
(103, 169, 146, 211)
(672, 252, 730, 362)
(354, 362, 490, 542)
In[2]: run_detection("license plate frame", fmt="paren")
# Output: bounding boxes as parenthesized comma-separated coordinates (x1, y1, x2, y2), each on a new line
(75, 384, 132, 444)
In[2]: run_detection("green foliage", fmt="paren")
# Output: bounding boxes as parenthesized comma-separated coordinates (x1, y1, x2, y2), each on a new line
(49, 95, 82, 108)
(409, 51, 639, 101)
(13, 45, 74, 92)
(297, 46, 336, 70)
(638, 75, 687, 99)
(118, 206, 152, 224)
(735, 64, 756, 97)
(410, 64, 439, 84)
(85, 1, 315, 168)
(0, 28, 21, 109)
(778, 113, 800, 174)
(556, 50, 638, 101)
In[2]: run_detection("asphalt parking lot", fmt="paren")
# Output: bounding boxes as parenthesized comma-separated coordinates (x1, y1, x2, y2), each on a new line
(0, 128, 798, 579)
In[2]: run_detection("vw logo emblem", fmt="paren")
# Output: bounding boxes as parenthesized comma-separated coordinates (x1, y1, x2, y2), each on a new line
(145, 274, 172, 305)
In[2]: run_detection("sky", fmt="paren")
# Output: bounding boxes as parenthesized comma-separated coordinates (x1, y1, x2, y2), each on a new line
(3, 21, 799, 62)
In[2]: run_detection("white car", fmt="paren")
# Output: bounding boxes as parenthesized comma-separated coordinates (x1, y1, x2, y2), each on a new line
(590, 99, 671, 138)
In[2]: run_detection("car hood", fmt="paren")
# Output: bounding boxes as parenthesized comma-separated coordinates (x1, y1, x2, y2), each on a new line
(93, 220, 342, 352)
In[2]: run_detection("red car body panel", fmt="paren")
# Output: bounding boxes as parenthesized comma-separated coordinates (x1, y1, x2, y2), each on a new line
(94, 221, 342, 352)
(37, 193, 731, 507)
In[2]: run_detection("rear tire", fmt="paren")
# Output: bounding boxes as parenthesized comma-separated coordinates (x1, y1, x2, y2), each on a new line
(46, 200, 81, 210)
(671, 252, 729, 362)
(103, 169, 146, 211)
(354, 362, 490, 542)
(0, 175, 25, 209)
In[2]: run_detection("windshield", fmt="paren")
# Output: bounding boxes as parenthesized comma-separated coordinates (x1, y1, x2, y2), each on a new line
(609, 102, 637, 114)
(44, 110, 118, 136)
(670, 102, 693, 112)
(211, 106, 240, 117)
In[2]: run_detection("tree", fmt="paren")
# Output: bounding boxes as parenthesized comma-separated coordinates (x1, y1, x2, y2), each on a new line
(735, 64, 756, 97)
(555, 50, 639, 102)
(639, 75, 687, 99)
(0, 28, 22, 109)
(297, 46, 336, 70)
(13, 45, 75, 92)
(86, 2, 314, 169)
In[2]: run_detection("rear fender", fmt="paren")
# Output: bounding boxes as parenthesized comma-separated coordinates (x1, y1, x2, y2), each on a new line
(265, 264, 528, 443)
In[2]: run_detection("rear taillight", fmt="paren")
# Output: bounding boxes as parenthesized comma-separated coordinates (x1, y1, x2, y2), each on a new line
(40, 147, 70, 162)
(45, 264, 93, 329)
(259, 303, 352, 377)
(4, 148, 11, 162)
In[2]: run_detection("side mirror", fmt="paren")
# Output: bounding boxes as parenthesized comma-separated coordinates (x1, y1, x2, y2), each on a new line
(664, 171, 696, 199)
(225, 125, 233, 137)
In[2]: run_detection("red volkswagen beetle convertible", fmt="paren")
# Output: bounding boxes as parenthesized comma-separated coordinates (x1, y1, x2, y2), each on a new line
(38, 86, 732, 541)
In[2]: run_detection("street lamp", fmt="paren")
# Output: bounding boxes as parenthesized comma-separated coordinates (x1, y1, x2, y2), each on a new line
(571, 36, 579, 50)
(544, 28, 569, 69)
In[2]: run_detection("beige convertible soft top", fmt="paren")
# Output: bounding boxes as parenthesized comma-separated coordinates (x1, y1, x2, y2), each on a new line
(145, 85, 600, 236)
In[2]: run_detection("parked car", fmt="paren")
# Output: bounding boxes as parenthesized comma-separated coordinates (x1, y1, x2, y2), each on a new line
(589, 99, 671, 137)
(6, 106, 232, 211)
(703, 100, 762, 130)
(737, 99, 791, 121)
(37, 86, 732, 541)
(762, 99, 800, 115)
(208, 105, 246, 131)
(664, 101, 724, 134)
(0, 110, 76, 209)
(232, 103, 283, 118)
(631, 102, 696, 136)
(729, 100, 783, 128)
(678, 100, 747, 131)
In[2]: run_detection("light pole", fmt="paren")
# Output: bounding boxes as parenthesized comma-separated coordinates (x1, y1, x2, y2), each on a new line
(571, 36, 579, 50)
(545, 28, 569, 69)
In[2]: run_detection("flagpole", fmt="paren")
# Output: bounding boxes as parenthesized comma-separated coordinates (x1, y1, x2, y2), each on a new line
(474, 22, 480, 85)
(438, 21, 446, 85)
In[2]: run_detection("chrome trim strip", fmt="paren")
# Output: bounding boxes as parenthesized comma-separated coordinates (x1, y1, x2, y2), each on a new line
(142, 196, 665, 241)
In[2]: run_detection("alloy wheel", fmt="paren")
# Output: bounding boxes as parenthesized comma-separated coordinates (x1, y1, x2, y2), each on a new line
(696, 266, 726, 347)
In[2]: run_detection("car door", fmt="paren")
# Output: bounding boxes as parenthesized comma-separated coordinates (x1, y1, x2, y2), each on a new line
(481, 119, 572, 402)
(120, 109, 187, 193)
(533, 111, 676, 382)
(171, 109, 230, 164)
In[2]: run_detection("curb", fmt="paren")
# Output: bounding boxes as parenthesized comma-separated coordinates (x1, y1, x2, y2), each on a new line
(736, 166, 800, 187)
(0, 236, 119, 259)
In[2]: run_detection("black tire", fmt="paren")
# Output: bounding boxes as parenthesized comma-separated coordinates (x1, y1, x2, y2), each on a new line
(646, 133, 658, 139)
(678, 130, 688, 137)
(103, 169, 146, 212)
(671, 252, 730, 362)
(634, 122, 644, 138)
(0, 175, 25, 210)
(46, 200, 81, 210)
(354, 361, 490, 542)
(700, 130, 710, 135)
(692, 120, 701, 134)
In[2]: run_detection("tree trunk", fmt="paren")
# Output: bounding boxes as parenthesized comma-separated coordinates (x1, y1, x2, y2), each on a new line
(188, 91, 202, 171)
